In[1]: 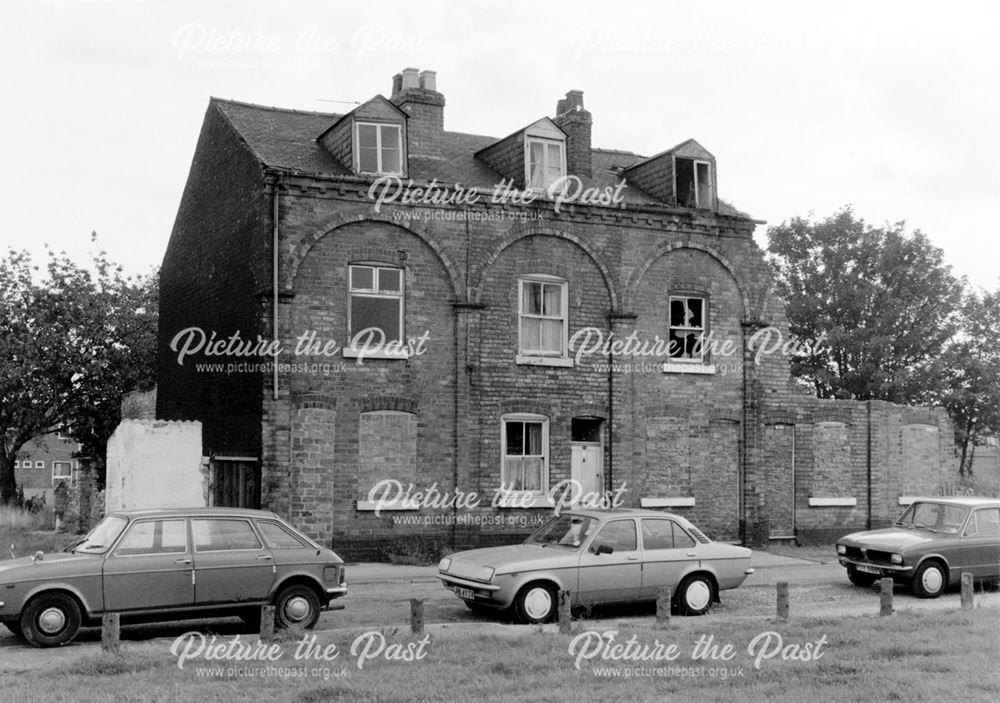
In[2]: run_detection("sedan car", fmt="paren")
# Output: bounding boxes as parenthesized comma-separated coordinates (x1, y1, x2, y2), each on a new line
(837, 496, 1000, 598)
(438, 508, 754, 623)
(0, 507, 347, 647)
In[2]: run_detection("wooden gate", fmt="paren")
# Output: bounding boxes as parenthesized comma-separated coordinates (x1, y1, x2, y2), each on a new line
(210, 457, 260, 508)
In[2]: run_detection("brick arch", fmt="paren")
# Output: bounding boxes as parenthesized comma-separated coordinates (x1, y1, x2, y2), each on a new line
(624, 241, 750, 319)
(285, 213, 463, 299)
(471, 225, 619, 310)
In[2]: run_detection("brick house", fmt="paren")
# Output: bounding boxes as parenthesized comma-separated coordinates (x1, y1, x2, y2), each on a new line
(15, 432, 81, 504)
(157, 68, 956, 558)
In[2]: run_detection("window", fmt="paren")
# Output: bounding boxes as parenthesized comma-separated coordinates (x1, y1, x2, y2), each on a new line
(35, 460, 45, 469)
(257, 520, 308, 549)
(526, 138, 565, 190)
(502, 415, 548, 493)
(675, 158, 713, 209)
(348, 264, 403, 351)
(12, 460, 18, 469)
(668, 296, 706, 361)
(356, 122, 403, 175)
(192, 518, 262, 551)
(115, 519, 187, 556)
(641, 519, 696, 550)
(964, 508, 1000, 537)
(52, 461, 73, 486)
(518, 277, 568, 361)
(592, 520, 637, 553)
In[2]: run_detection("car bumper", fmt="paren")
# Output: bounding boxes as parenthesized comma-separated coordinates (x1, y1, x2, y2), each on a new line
(325, 583, 348, 598)
(439, 573, 510, 607)
(839, 558, 915, 576)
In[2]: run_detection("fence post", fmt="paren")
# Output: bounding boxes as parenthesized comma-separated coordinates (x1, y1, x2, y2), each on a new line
(101, 612, 120, 654)
(776, 582, 789, 620)
(259, 605, 275, 643)
(879, 577, 894, 616)
(410, 598, 424, 635)
(558, 590, 572, 634)
(961, 572, 974, 610)
(656, 587, 672, 624)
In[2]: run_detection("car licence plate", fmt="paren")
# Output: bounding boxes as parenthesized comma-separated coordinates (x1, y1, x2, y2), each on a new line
(855, 564, 881, 575)
(454, 587, 475, 600)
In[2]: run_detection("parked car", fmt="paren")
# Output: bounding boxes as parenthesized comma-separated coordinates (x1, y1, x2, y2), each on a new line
(0, 507, 347, 647)
(837, 497, 1000, 597)
(438, 508, 754, 623)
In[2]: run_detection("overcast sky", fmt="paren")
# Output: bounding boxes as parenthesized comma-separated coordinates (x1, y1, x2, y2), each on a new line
(3, 0, 997, 290)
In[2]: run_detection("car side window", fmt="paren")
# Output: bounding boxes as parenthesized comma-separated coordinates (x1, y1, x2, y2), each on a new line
(257, 520, 307, 549)
(672, 522, 696, 549)
(193, 518, 263, 552)
(593, 520, 637, 553)
(965, 508, 1000, 537)
(640, 519, 674, 550)
(115, 519, 187, 556)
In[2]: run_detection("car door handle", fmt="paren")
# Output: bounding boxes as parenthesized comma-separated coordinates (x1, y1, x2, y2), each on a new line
(256, 554, 273, 561)
(174, 558, 192, 566)
(687, 552, 697, 557)
(627, 555, 640, 561)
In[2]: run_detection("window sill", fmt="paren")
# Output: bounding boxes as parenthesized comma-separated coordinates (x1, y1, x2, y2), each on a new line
(495, 493, 556, 509)
(516, 355, 574, 368)
(662, 362, 715, 375)
(640, 497, 696, 508)
(356, 500, 419, 512)
(343, 348, 410, 361)
(807, 497, 857, 508)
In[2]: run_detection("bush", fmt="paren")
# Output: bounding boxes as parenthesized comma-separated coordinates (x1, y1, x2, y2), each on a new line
(380, 536, 451, 565)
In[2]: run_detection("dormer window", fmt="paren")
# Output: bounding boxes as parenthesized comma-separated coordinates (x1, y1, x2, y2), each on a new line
(356, 122, 403, 175)
(675, 158, 713, 209)
(527, 138, 565, 190)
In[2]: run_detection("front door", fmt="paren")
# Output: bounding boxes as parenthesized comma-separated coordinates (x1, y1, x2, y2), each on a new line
(571, 443, 603, 499)
(103, 518, 194, 611)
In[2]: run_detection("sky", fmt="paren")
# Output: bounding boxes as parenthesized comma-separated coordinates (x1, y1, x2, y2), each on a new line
(2, 0, 998, 290)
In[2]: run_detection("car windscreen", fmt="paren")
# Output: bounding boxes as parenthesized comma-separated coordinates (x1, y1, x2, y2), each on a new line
(525, 514, 595, 548)
(895, 502, 969, 534)
(72, 515, 128, 554)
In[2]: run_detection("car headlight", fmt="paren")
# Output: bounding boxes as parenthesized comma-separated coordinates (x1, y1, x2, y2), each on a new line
(836, 544, 846, 555)
(472, 565, 495, 582)
(890, 553, 903, 565)
(438, 557, 452, 573)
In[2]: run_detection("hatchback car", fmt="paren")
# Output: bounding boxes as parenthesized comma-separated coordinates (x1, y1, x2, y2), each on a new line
(837, 497, 1000, 597)
(0, 507, 347, 647)
(438, 508, 754, 623)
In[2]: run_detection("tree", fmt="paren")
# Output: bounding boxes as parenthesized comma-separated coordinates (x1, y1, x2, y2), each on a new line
(766, 207, 964, 404)
(0, 239, 158, 504)
(939, 287, 1000, 476)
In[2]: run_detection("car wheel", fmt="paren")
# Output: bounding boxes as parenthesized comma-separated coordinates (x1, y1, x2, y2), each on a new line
(676, 574, 714, 616)
(20, 593, 82, 647)
(847, 567, 878, 588)
(274, 584, 321, 629)
(912, 560, 947, 598)
(513, 582, 557, 624)
(3, 620, 25, 640)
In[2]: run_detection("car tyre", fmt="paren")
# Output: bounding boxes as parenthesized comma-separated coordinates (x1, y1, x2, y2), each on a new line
(20, 592, 82, 648)
(847, 567, 878, 588)
(676, 574, 714, 616)
(273, 584, 322, 629)
(513, 582, 557, 624)
(912, 560, 947, 598)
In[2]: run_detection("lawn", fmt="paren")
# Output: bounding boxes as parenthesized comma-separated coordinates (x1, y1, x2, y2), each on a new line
(1, 610, 997, 702)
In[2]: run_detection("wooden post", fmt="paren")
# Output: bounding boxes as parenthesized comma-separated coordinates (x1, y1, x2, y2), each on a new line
(410, 598, 424, 635)
(776, 582, 789, 620)
(259, 605, 275, 643)
(656, 587, 672, 624)
(558, 590, 572, 634)
(961, 572, 974, 610)
(879, 577, 893, 616)
(101, 612, 120, 654)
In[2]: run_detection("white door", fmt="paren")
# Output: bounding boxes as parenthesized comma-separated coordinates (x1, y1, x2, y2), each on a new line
(571, 443, 603, 499)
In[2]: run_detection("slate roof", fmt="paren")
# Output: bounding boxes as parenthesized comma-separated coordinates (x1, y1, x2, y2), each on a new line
(212, 98, 749, 217)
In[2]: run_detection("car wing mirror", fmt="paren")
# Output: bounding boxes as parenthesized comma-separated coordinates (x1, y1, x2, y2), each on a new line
(594, 543, 614, 555)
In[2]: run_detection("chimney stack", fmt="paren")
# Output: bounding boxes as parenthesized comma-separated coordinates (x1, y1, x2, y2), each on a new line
(390, 67, 445, 158)
(553, 90, 592, 178)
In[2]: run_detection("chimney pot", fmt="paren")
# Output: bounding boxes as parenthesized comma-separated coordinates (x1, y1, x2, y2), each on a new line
(400, 67, 420, 90)
(418, 70, 437, 91)
(392, 73, 403, 95)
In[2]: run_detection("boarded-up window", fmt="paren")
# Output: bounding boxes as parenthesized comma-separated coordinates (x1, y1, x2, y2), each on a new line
(358, 411, 418, 499)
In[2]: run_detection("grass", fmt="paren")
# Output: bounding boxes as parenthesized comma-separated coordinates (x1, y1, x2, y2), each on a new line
(0, 505, 68, 558)
(0, 610, 996, 702)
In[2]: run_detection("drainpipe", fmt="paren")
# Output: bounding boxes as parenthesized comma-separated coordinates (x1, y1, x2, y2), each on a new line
(866, 400, 872, 529)
(269, 173, 281, 400)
